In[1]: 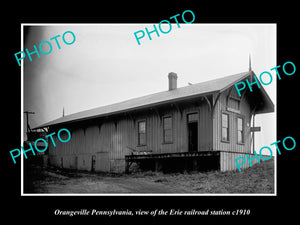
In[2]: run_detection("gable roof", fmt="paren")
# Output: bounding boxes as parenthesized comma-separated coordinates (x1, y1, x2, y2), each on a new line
(34, 71, 274, 129)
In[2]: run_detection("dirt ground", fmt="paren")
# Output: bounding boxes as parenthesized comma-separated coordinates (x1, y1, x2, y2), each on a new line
(24, 158, 274, 194)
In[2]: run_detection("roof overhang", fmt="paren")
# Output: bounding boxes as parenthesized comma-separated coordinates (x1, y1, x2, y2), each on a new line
(34, 71, 274, 129)
(227, 71, 274, 115)
(33, 90, 218, 129)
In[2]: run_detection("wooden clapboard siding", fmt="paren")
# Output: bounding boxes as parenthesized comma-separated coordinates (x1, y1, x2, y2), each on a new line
(213, 90, 252, 154)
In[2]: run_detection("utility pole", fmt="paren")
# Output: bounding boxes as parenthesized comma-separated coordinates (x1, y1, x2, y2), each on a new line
(24, 111, 35, 133)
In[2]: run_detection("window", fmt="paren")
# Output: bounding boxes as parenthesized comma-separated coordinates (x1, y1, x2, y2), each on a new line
(237, 117, 244, 144)
(138, 120, 146, 146)
(228, 98, 240, 112)
(222, 113, 229, 142)
(187, 113, 198, 122)
(163, 116, 173, 143)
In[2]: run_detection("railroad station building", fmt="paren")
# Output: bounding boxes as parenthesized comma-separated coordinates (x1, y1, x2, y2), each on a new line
(36, 70, 274, 173)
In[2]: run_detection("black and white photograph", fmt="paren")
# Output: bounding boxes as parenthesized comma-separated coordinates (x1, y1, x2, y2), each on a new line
(22, 24, 276, 195)
(4, 4, 298, 225)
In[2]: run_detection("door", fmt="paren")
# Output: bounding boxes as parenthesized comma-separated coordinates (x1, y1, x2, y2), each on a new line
(97, 152, 110, 172)
(188, 121, 198, 152)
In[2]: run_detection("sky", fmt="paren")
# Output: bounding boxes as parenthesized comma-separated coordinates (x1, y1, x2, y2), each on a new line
(23, 23, 276, 154)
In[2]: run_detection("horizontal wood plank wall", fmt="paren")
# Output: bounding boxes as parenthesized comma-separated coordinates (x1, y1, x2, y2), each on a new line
(213, 90, 252, 154)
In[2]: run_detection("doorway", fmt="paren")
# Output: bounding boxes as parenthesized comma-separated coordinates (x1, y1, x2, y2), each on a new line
(188, 121, 198, 152)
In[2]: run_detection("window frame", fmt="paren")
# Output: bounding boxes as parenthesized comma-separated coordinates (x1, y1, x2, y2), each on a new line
(137, 119, 147, 146)
(229, 96, 241, 110)
(237, 116, 245, 145)
(221, 112, 230, 143)
(187, 112, 199, 123)
(162, 115, 173, 144)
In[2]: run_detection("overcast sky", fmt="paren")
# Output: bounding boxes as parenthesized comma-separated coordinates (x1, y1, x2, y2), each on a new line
(23, 23, 276, 153)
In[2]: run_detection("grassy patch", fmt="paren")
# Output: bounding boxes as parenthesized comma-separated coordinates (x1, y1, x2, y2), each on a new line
(24, 158, 274, 194)
(140, 158, 274, 193)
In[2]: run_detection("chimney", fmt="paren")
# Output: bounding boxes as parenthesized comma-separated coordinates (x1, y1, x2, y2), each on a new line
(168, 72, 178, 91)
